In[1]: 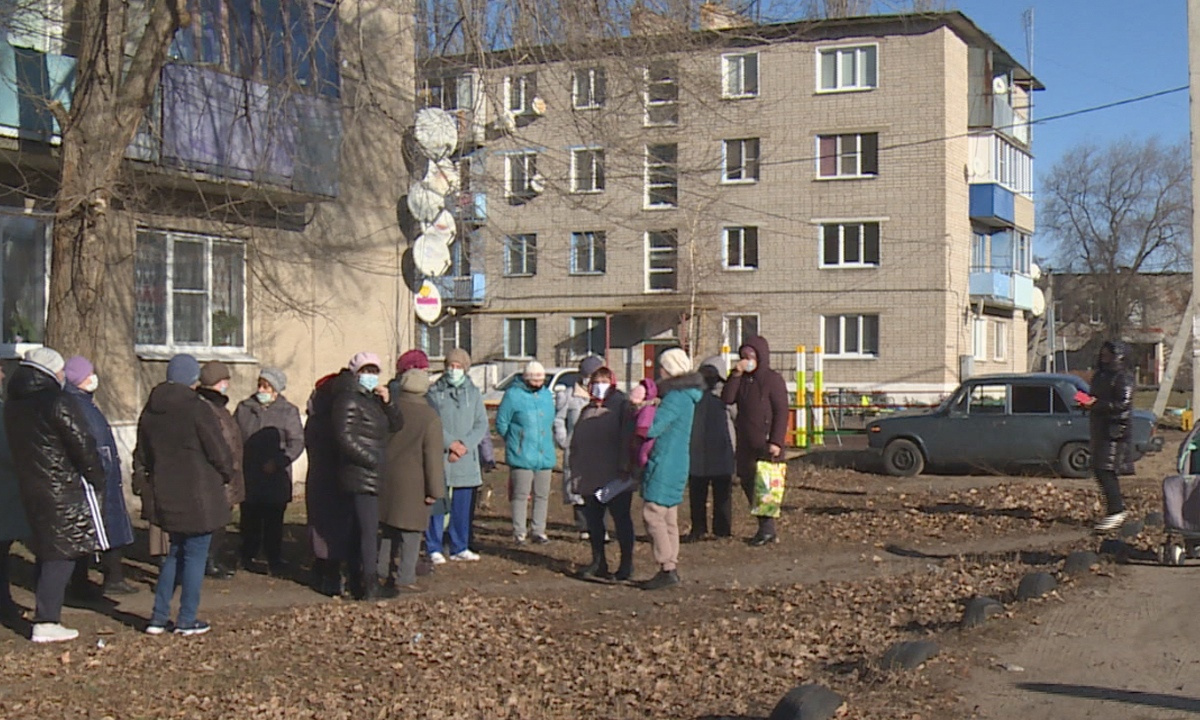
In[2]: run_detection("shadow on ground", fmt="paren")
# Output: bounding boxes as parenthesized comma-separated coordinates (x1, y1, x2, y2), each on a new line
(1017, 683, 1200, 713)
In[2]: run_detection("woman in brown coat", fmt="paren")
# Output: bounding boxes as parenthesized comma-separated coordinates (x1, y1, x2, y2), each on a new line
(197, 361, 245, 579)
(379, 369, 445, 593)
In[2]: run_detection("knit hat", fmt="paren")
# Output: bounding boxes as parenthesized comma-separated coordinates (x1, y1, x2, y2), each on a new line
(24, 347, 65, 376)
(397, 349, 430, 373)
(524, 360, 546, 380)
(63, 355, 95, 386)
(349, 351, 382, 373)
(259, 367, 287, 393)
(200, 360, 232, 387)
(578, 355, 604, 379)
(659, 348, 691, 378)
(398, 369, 431, 395)
(166, 354, 201, 385)
(444, 347, 471, 369)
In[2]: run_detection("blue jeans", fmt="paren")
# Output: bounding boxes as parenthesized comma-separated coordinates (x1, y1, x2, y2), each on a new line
(425, 487, 474, 555)
(151, 532, 212, 627)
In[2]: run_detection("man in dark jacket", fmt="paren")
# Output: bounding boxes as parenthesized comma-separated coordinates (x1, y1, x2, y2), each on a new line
(305, 370, 350, 596)
(135, 354, 236, 636)
(722, 335, 790, 546)
(1082, 340, 1135, 531)
(686, 356, 736, 542)
(197, 361, 244, 579)
(6, 347, 105, 643)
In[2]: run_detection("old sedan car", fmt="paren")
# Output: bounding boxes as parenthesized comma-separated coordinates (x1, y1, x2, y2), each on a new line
(866, 373, 1163, 477)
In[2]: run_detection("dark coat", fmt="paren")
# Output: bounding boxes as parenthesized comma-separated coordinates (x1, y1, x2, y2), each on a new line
(234, 394, 305, 506)
(133, 382, 235, 536)
(304, 371, 353, 561)
(5, 364, 106, 560)
(0, 401, 30, 543)
(690, 385, 736, 479)
(65, 384, 134, 549)
(568, 390, 630, 497)
(1089, 340, 1135, 474)
(722, 335, 790, 453)
(380, 392, 445, 532)
(198, 388, 246, 506)
(331, 371, 403, 495)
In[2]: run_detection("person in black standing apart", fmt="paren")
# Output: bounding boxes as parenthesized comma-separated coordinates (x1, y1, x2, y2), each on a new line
(685, 357, 736, 542)
(721, 336, 789, 546)
(1080, 340, 1134, 531)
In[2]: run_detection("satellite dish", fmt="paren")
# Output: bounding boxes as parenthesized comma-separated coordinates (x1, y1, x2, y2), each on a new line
(494, 110, 516, 134)
(992, 76, 1009, 95)
(528, 173, 546, 195)
(414, 280, 443, 324)
(406, 181, 444, 223)
(428, 208, 457, 236)
(412, 235, 452, 276)
(971, 155, 989, 179)
(424, 159, 461, 196)
(530, 96, 547, 116)
(413, 108, 458, 161)
(1031, 287, 1046, 317)
(1030, 262, 1042, 281)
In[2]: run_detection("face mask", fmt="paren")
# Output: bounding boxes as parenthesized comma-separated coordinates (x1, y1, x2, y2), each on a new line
(82, 374, 99, 394)
(590, 382, 611, 400)
(446, 368, 466, 386)
(216, 381, 230, 396)
(358, 373, 380, 392)
(744, 359, 758, 373)
(256, 392, 274, 405)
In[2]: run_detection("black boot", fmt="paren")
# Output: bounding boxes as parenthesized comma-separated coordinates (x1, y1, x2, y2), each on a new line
(642, 569, 680, 590)
(205, 558, 234, 580)
(318, 561, 344, 597)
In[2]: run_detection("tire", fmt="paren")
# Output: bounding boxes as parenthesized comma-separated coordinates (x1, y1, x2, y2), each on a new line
(882, 438, 925, 477)
(1058, 442, 1091, 479)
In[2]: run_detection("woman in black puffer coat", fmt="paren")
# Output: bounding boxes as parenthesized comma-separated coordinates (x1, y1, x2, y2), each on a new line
(1085, 340, 1134, 531)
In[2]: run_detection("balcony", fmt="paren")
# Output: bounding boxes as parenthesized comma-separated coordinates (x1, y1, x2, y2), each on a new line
(969, 183, 1015, 228)
(970, 269, 1033, 311)
(430, 273, 485, 306)
(453, 191, 487, 224)
(0, 43, 74, 142)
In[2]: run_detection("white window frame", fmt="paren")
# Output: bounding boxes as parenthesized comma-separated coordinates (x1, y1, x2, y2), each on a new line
(722, 138, 760, 184)
(570, 147, 605, 194)
(134, 229, 248, 356)
(503, 233, 537, 277)
(418, 316, 471, 360)
(644, 143, 679, 209)
(569, 231, 606, 275)
(503, 151, 539, 198)
(0, 210, 51, 353)
(645, 229, 678, 293)
(817, 221, 881, 269)
(572, 67, 606, 110)
(723, 313, 760, 350)
(504, 72, 537, 114)
(504, 317, 537, 360)
(569, 316, 605, 360)
(821, 313, 880, 358)
(722, 226, 758, 271)
(815, 133, 878, 179)
(816, 43, 878, 93)
(992, 319, 1006, 361)
(1015, 233, 1032, 275)
(643, 60, 679, 127)
(972, 317, 988, 361)
(721, 52, 759, 99)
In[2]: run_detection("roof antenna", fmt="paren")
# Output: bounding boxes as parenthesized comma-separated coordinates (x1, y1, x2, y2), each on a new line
(1022, 6, 1034, 74)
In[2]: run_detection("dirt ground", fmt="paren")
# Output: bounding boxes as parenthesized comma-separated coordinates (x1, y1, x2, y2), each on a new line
(0, 431, 1188, 719)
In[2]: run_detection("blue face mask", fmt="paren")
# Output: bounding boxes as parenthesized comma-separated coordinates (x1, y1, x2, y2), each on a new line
(358, 374, 380, 392)
(446, 368, 466, 386)
(256, 392, 274, 405)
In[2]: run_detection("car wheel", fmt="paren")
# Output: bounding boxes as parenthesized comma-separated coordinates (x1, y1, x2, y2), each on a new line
(1058, 442, 1091, 478)
(883, 439, 925, 477)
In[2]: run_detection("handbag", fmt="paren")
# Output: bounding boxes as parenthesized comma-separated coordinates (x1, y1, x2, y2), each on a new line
(595, 476, 637, 504)
(750, 461, 786, 518)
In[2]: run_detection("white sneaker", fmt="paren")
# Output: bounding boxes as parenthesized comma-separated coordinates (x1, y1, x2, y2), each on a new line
(428, 552, 447, 565)
(450, 549, 481, 562)
(32, 623, 79, 643)
(1094, 511, 1128, 532)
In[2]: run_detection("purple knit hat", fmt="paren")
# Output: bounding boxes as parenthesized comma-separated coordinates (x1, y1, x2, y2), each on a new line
(63, 355, 95, 386)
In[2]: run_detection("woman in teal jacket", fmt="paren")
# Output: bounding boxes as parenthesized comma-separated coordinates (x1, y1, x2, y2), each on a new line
(495, 360, 556, 544)
(642, 349, 705, 590)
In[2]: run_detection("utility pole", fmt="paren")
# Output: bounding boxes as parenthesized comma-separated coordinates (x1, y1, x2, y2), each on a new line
(1045, 270, 1056, 372)
(1190, 0, 1200, 413)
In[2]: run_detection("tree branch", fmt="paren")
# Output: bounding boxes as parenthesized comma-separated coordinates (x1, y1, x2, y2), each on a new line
(116, 0, 189, 124)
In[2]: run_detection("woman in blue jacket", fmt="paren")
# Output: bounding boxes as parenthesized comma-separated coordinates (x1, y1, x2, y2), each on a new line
(495, 360, 556, 544)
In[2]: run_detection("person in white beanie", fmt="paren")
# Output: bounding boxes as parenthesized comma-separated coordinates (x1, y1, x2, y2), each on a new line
(495, 360, 557, 544)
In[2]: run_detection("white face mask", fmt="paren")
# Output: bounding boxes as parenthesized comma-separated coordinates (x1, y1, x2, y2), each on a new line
(82, 374, 99, 394)
(590, 382, 611, 400)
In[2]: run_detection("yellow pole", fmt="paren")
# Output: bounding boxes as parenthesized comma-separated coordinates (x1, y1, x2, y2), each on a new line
(796, 345, 807, 448)
(813, 345, 825, 445)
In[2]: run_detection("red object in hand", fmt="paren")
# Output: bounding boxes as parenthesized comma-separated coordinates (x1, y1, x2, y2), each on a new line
(1074, 390, 1093, 405)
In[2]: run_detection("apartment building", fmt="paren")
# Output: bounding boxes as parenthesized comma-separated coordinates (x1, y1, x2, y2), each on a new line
(419, 10, 1040, 396)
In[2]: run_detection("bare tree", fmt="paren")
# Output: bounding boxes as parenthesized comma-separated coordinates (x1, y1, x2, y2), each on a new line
(1043, 137, 1190, 341)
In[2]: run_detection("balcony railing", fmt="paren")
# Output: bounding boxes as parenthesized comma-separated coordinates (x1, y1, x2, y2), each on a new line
(430, 273, 485, 306)
(454, 191, 487, 224)
(969, 269, 1033, 311)
(969, 183, 1016, 228)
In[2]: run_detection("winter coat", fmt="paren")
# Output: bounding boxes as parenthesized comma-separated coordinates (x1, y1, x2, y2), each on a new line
(133, 382, 236, 536)
(427, 376, 488, 488)
(4, 365, 104, 560)
(568, 390, 630, 497)
(554, 384, 590, 470)
(495, 378, 556, 471)
(690, 387, 736, 478)
(380, 391, 446, 532)
(235, 394, 305, 506)
(1089, 340, 1135, 474)
(65, 384, 134, 549)
(722, 335, 790, 452)
(642, 373, 705, 508)
(304, 371, 353, 561)
(331, 371, 403, 495)
(0, 402, 30, 543)
(630, 379, 659, 471)
(198, 388, 246, 506)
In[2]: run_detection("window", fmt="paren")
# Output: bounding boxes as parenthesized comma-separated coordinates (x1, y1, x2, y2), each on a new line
(3, 0, 63, 53)
(966, 384, 1007, 415)
(645, 144, 678, 208)
(573, 67, 606, 109)
(645, 60, 679, 126)
(506, 72, 538, 114)
(1088, 300, 1102, 325)
(418, 317, 471, 359)
(992, 319, 1006, 361)
(723, 226, 759, 270)
(818, 44, 877, 92)
(971, 231, 988, 271)
(135, 229, 246, 351)
(822, 314, 879, 357)
(722, 138, 760, 183)
(1011, 385, 1069, 415)
(505, 318, 537, 359)
(571, 148, 605, 193)
(1015, 233, 1032, 275)
(570, 316, 605, 360)
(0, 212, 49, 345)
(972, 317, 988, 360)
(724, 314, 759, 350)
(820, 223, 880, 267)
(505, 151, 540, 198)
(504, 234, 537, 277)
(570, 231, 606, 275)
(817, 133, 878, 178)
(721, 52, 758, 98)
(646, 230, 678, 292)
(994, 136, 1033, 196)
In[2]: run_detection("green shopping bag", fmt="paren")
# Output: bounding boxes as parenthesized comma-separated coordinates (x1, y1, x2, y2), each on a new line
(751, 460, 786, 518)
